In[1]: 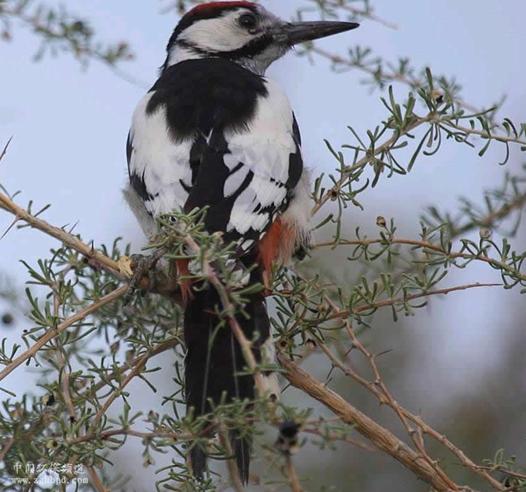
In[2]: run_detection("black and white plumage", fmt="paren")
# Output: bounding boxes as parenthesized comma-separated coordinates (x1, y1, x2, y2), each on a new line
(124, 1, 358, 482)
(127, 58, 305, 251)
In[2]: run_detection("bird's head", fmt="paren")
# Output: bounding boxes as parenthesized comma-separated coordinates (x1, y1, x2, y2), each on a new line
(163, 1, 359, 74)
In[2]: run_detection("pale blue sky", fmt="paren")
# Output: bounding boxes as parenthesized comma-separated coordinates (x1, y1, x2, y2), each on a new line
(1, 1, 525, 489)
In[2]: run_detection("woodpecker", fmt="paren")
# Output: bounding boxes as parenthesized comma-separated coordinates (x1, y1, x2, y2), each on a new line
(124, 1, 358, 482)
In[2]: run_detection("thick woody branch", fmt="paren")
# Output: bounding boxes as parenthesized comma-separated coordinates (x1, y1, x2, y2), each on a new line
(0, 189, 266, 401)
(293, 275, 506, 491)
(278, 354, 460, 492)
(320, 315, 505, 491)
(85, 466, 109, 492)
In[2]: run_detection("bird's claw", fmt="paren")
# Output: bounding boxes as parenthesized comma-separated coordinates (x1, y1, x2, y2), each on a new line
(124, 253, 162, 302)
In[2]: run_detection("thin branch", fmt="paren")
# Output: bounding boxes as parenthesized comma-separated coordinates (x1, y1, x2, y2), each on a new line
(334, 1, 398, 29)
(285, 455, 304, 492)
(453, 192, 526, 237)
(318, 339, 447, 483)
(446, 121, 526, 146)
(0, 436, 15, 462)
(218, 428, 245, 492)
(310, 46, 479, 114)
(0, 192, 125, 279)
(89, 339, 167, 429)
(0, 285, 128, 383)
(85, 466, 109, 492)
(182, 235, 268, 396)
(76, 337, 180, 404)
(351, 283, 500, 315)
(311, 114, 429, 215)
(315, 236, 526, 284)
(68, 427, 185, 446)
(51, 283, 78, 422)
(482, 467, 526, 481)
(0, 137, 13, 163)
(302, 427, 376, 452)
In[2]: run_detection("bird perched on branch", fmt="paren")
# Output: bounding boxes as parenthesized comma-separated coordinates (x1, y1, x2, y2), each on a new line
(124, 1, 358, 483)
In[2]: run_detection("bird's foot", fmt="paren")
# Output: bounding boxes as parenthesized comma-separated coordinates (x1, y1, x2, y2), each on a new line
(124, 252, 163, 301)
(293, 243, 311, 262)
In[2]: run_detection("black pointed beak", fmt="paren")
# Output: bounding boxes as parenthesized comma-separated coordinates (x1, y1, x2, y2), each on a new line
(273, 21, 359, 46)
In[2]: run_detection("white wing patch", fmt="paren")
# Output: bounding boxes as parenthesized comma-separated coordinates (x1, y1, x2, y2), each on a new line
(128, 93, 193, 218)
(223, 79, 296, 238)
(223, 164, 250, 198)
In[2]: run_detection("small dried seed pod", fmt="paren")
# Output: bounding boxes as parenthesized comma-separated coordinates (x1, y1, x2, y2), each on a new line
(376, 216, 387, 228)
(275, 421, 301, 455)
(480, 227, 492, 240)
(431, 89, 444, 105)
(41, 393, 56, 407)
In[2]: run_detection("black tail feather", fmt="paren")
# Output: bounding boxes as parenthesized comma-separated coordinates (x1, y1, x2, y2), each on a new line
(189, 445, 208, 481)
(231, 429, 251, 484)
(184, 268, 269, 483)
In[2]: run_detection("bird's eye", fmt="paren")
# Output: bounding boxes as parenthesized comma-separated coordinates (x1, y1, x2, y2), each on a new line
(238, 13, 258, 30)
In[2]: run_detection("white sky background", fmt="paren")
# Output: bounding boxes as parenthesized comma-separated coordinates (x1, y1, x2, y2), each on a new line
(0, 1, 525, 490)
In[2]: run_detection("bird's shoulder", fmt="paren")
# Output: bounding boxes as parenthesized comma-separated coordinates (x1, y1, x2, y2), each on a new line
(143, 59, 269, 137)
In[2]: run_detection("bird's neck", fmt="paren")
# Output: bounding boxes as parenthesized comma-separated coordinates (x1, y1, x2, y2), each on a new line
(163, 42, 269, 76)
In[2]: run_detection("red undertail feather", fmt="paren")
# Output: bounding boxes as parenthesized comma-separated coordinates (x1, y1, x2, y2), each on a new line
(258, 219, 296, 287)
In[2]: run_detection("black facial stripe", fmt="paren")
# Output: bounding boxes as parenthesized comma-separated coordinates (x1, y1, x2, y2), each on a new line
(176, 35, 274, 61)
(175, 39, 211, 57)
(217, 34, 274, 60)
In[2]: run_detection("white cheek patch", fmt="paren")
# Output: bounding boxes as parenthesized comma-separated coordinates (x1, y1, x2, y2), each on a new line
(179, 14, 252, 53)
(165, 7, 287, 74)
